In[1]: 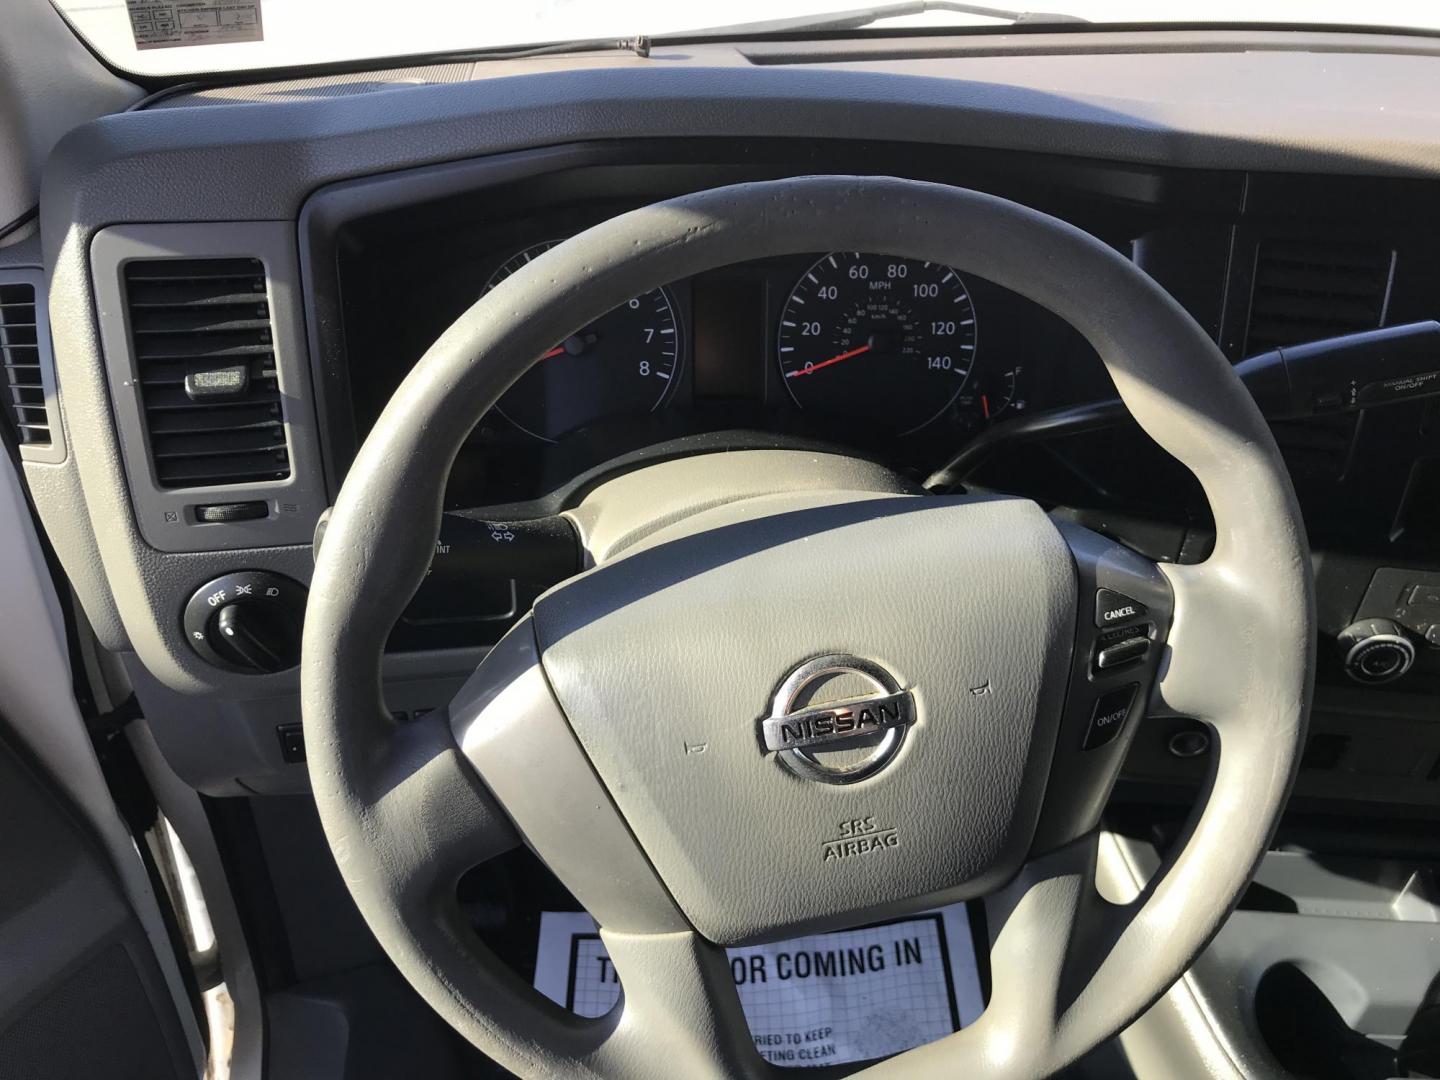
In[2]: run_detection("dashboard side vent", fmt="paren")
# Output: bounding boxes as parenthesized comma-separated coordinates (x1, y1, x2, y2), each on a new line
(1244, 239, 1394, 355)
(0, 279, 50, 450)
(123, 258, 291, 488)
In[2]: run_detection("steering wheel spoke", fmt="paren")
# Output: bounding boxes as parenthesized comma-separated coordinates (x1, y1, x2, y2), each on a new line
(857, 838, 1100, 1076)
(448, 617, 689, 936)
(364, 709, 521, 893)
(595, 930, 766, 1078)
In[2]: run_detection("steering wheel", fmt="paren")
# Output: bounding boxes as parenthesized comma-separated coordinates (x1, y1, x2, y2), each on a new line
(302, 177, 1313, 1078)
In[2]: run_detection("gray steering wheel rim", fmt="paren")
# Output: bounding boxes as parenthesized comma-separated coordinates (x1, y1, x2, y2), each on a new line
(302, 176, 1314, 1078)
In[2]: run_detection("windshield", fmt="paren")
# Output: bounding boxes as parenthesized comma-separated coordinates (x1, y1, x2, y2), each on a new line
(56, 0, 1440, 78)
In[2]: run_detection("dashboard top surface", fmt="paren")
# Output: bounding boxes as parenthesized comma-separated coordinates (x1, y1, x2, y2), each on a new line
(38, 29, 1440, 253)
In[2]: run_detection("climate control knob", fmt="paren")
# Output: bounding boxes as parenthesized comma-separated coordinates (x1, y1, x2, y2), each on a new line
(184, 571, 308, 674)
(1337, 618, 1415, 685)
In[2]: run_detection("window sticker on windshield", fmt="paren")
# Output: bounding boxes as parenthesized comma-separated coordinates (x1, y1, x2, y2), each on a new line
(126, 0, 263, 50)
(534, 905, 985, 1066)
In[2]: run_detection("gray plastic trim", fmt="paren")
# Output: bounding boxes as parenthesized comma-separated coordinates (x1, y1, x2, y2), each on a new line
(0, 437, 204, 1071)
(562, 447, 918, 563)
(128, 721, 265, 1080)
(0, 267, 65, 464)
(0, 0, 140, 228)
(7, 227, 128, 649)
(1105, 831, 1440, 1079)
(135, 31, 1440, 110)
(38, 36, 1440, 240)
(1095, 831, 1247, 1080)
(124, 645, 486, 795)
(449, 618, 687, 934)
(90, 223, 327, 553)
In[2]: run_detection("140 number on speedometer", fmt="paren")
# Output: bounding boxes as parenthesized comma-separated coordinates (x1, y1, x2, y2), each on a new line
(777, 252, 977, 434)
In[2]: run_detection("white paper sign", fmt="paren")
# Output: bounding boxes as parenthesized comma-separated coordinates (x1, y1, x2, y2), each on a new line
(126, 0, 264, 50)
(535, 905, 984, 1066)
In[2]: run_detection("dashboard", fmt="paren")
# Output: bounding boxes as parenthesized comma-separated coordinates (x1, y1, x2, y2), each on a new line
(10, 31, 1440, 808)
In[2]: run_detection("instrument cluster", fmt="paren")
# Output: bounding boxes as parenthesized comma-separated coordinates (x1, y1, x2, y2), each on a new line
(478, 243, 1030, 450)
(342, 214, 1109, 511)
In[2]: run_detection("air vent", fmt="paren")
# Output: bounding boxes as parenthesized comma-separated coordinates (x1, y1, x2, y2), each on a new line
(1244, 239, 1394, 355)
(1242, 240, 1394, 480)
(124, 258, 291, 488)
(0, 280, 49, 448)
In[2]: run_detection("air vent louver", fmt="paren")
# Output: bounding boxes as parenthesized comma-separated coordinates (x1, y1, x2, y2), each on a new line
(0, 281, 49, 448)
(1245, 239, 1394, 355)
(1243, 239, 1394, 481)
(124, 258, 291, 488)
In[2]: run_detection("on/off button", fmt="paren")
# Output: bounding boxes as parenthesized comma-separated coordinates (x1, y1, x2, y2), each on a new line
(1095, 588, 1147, 628)
(1082, 684, 1139, 751)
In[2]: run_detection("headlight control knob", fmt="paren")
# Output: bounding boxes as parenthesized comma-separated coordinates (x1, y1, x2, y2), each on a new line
(184, 571, 308, 674)
(1337, 618, 1415, 685)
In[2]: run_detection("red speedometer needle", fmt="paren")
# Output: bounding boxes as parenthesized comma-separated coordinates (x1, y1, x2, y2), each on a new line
(785, 343, 872, 378)
(539, 346, 566, 361)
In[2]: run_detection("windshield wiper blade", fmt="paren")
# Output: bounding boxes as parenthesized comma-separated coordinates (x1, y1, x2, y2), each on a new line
(465, 35, 653, 60)
(666, 0, 1087, 40)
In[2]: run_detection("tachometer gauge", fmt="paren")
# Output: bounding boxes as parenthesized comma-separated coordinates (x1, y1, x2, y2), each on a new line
(777, 252, 977, 434)
(485, 241, 681, 442)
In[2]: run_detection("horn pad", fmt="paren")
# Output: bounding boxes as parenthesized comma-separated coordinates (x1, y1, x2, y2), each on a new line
(533, 491, 1077, 945)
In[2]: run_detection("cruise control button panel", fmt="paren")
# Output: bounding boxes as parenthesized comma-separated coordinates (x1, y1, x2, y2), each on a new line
(1082, 685, 1139, 751)
(1095, 634, 1151, 671)
(1031, 522, 1175, 855)
(1095, 588, 1148, 627)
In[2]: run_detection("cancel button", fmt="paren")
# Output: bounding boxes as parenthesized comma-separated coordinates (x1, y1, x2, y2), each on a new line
(1095, 588, 1148, 628)
(1081, 684, 1139, 751)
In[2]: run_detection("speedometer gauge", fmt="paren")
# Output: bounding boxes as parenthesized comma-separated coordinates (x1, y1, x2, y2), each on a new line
(777, 252, 977, 434)
(485, 241, 681, 442)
